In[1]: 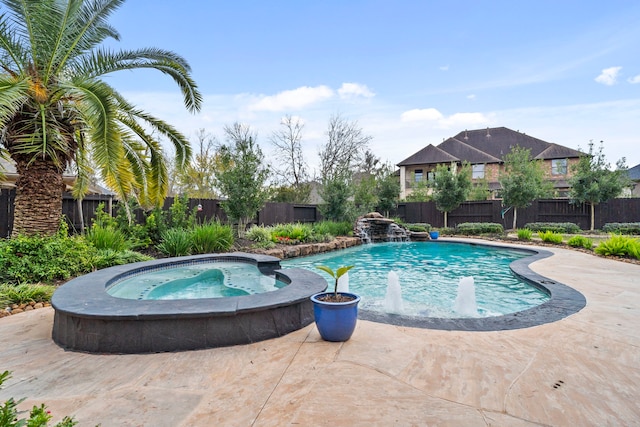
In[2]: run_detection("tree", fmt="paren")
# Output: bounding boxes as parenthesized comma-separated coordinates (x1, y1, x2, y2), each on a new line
(569, 140, 630, 231)
(319, 113, 372, 180)
(0, 0, 201, 236)
(319, 176, 355, 222)
(405, 172, 431, 202)
(317, 114, 371, 222)
(215, 123, 270, 237)
(431, 162, 472, 228)
(468, 177, 490, 201)
(353, 150, 384, 215)
(269, 115, 310, 202)
(175, 129, 219, 199)
(499, 146, 552, 229)
(376, 164, 400, 217)
(353, 174, 378, 214)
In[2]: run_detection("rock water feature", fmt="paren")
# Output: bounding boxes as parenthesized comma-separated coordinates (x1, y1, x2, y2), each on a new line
(355, 212, 410, 243)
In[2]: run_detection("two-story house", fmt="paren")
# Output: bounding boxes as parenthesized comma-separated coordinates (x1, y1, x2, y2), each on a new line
(397, 127, 584, 200)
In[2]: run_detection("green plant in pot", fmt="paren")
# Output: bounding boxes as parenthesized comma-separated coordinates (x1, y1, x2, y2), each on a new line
(310, 265, 361, 342)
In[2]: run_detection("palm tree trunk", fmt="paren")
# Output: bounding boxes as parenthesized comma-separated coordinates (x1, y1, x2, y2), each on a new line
(12, 156, 65, 237)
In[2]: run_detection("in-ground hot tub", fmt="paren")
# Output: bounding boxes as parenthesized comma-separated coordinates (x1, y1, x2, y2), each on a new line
(51, 252, 326, 354)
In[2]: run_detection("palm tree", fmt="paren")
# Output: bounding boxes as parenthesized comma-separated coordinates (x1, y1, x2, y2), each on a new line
(0, 0, 202, 236)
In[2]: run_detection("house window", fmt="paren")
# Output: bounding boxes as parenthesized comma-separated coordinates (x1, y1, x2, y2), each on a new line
(552, 159, 568, 175)
(414, 169, 423, 182)
(472, 164, 485, 179)
(427, 171, 435, 181)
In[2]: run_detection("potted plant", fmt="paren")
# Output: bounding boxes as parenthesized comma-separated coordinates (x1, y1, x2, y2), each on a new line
(311, 265, 360, 342)
(429, 229, 440, 240)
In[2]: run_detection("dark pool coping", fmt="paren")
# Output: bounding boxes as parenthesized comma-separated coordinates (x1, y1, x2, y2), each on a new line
(358, 239, 587, 331)
(51, 252, 327, 353)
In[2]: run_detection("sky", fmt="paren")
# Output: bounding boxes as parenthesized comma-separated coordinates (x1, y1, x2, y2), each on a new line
(101, 0, 640, 174)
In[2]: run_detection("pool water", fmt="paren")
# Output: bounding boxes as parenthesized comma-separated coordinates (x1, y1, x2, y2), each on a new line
(107, 261, 287, 300)
(281, 242, 550, 318)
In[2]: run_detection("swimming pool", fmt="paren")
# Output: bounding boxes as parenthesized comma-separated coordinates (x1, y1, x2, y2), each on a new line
(107, 261, 288, 300)
(52, 253, 327, 353)
(282, 241, 556, 321)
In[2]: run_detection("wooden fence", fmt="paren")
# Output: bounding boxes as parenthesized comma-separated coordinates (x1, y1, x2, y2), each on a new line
(0, 190, 322, 237)
(1, 188, 639, 237)
(394, 198, 640, 229)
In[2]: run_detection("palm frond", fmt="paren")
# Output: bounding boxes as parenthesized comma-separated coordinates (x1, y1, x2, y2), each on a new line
(72, 47, 202, 113)
(113, 93, 191, 170)
(0, 75, 28, 129)
(52, 0, 124, 78)
(0, 12, 28, 75)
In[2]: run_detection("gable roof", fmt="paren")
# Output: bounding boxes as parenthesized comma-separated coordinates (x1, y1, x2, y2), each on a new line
(452, 127, 554, 159)
(397, 144, 458, 166)
(398, 127, 584, 167)
(534, 143, 584, 160)
(438, 137, 501, 163)
(627, 164, 640, 181)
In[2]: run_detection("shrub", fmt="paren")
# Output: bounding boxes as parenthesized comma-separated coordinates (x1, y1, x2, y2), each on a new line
(602, 222, 640, 235)
(191, 222, 234, 254)
(312, 221, 353, 237)
(246, 225, 273, 242)
(438, 227, 455, 236)
(455, 222, 504, 235)
(1, 371, 77, 426)
(167, 194, 197, 230)
(523, 222, 581, 233)
(567, 235, 593, 250)
(245, 226, 276, 249)
(0, 283, 55, 306)
(538, 230, 564, 244)
(407, 223, 431, 232)
(84, 225, 131, 251)
(0, 235, 96, 284)
(156, 228, 193, 257)
(595, 235, 640, 258)
(517, 228, 533, 240)
(271, 223, 313, 243)
(92, 249, 153, 270)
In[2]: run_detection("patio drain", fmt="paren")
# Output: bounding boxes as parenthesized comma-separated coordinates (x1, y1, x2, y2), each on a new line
(552, 380, 565, 389)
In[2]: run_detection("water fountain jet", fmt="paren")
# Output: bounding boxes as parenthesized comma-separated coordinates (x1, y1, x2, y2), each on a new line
(384, 270, 404, 314)
(454, 276, 477, 316)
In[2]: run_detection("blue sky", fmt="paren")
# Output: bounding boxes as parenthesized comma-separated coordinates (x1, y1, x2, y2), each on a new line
(104, 0, 640, 173)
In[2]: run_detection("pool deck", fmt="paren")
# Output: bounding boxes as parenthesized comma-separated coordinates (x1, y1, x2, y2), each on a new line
(1, 239, 639, 426)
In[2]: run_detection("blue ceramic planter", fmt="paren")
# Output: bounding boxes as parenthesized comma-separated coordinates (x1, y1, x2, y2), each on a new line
(429, 231, 440, 239)
(311, 292, 361, 342)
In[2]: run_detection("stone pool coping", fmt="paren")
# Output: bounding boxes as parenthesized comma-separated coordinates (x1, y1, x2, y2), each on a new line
(51, 252, 327, 353)
(358, 239, 587, 331)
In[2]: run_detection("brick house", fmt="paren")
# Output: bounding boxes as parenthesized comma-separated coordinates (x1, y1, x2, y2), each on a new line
(397, 127, 584, 200)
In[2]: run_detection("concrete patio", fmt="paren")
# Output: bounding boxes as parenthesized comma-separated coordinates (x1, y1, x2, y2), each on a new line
(1, 241, 639, 426)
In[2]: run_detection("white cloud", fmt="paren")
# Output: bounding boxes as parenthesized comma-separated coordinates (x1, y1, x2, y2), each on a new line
(467, 94, 476, 100)
(338, 82, 375, 99)
(628, 74, 640, 84)
(400, 108, 488, 128)
(400, 108, 444, 122)
(439, 65, 449, 71)
(440, 112, 489, 128)
(249, 85, 334, 111)
(595, 66, 622, 85)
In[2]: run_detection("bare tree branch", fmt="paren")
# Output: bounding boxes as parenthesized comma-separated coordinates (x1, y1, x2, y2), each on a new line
(319, 113, 372, 181)
(269, 115, 308, 187)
